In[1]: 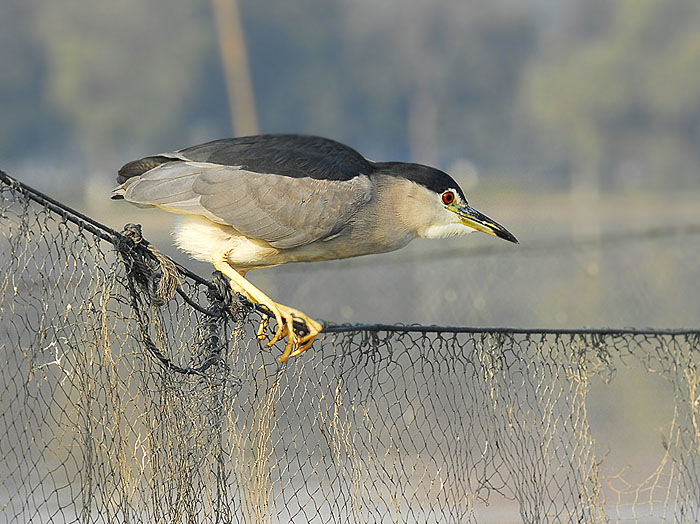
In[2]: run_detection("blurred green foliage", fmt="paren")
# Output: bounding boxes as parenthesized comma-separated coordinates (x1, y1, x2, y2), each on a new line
(36, 0, 214, 159)
(526, 0, 700, 190)
(0, 1, 64, 158)
(1, 0, 699, 188)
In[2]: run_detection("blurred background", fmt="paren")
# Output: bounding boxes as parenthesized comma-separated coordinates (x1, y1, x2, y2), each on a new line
(2, 0, 700, 330)
(2, 0, 699, 516)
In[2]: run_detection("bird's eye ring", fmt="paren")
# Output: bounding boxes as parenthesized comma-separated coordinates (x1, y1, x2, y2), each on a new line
(442, 191, 456, 205)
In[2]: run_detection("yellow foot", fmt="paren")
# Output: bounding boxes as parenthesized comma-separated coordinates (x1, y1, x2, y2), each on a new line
(257, 301, 322, 362)
(275, 304, 323, 362)
(211, 253, 322, 362)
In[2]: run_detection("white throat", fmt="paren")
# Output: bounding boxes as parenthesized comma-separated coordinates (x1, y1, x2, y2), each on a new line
(421, 222, 474, 239)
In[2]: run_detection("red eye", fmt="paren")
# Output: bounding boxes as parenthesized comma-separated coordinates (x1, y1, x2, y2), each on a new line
(442, 191, 455, 205)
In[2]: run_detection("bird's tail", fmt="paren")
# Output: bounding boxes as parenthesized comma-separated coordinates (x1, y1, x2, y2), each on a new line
(112, 155, 180, 200)
(117, 155, 176, 184)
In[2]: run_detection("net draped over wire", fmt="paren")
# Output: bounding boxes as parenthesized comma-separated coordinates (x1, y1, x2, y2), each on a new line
(1, 171, 698, 523)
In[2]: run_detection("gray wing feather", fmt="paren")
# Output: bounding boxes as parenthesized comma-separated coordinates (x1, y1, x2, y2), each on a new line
(121, 162, 374, 249)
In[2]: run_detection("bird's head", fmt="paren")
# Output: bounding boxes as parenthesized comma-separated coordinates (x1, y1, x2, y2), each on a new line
(375, 162, 518, 244)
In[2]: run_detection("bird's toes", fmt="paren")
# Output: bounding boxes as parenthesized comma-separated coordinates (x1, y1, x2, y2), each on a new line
(288, 337, 315, 359)
(277, 313, 298, 362)
(255, 303, 320, 361)
(266, 308, 287, 347)
(256, 317, 270, 340)
(287, 319, 322, 359)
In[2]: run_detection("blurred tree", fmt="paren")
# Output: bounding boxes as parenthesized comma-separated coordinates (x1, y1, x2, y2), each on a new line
(241, 0, 352, 137)
(526, 0, 700, 191)
(9, 0, 699, 194)
(341, 1, 537, 168)
(35, 0, 213, 162)
(242, 0, 536, 168)
(0, 0, 539, 175)
(0, 0, 65, 159)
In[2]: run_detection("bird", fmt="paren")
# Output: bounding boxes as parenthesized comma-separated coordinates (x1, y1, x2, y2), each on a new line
(112, 134, 518, 362)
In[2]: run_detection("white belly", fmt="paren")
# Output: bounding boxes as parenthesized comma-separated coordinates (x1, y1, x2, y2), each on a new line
(172, 215, 281, 270)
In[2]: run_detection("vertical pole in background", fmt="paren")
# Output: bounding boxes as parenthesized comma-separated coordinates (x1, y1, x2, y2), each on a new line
(211, 0, 259, 136)
(211, 0, 281, 322)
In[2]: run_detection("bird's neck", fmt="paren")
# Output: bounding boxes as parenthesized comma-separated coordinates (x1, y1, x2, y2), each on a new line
(369, 174, 434, 240)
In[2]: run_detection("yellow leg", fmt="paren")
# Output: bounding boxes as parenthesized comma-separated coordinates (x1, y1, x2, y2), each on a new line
(212, 253, 322, 361)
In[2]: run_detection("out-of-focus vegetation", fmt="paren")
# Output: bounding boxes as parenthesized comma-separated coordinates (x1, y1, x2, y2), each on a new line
(2, 0, 699, 193)
(0, 0, 218, 165)
(527, 0, 700, 191)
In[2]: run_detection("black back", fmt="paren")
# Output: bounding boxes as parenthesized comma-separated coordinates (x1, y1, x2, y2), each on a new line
(118, 135, 372, 184)
(180, 135, 373, 181)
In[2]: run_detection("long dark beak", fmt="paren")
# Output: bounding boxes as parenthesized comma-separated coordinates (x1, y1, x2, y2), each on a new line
(458, 205, 518, 243)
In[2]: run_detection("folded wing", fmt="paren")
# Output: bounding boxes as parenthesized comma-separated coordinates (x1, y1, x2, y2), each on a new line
(118, 161, 375, 249)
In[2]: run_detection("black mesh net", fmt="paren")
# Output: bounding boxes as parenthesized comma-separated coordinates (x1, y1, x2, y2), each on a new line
(1, 171, 699, 523)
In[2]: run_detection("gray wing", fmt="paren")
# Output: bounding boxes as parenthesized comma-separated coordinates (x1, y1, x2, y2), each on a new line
(119, 161, 375, 249)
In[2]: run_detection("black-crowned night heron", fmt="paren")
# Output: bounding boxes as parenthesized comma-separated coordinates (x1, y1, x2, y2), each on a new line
(113, 134, 517, 361)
